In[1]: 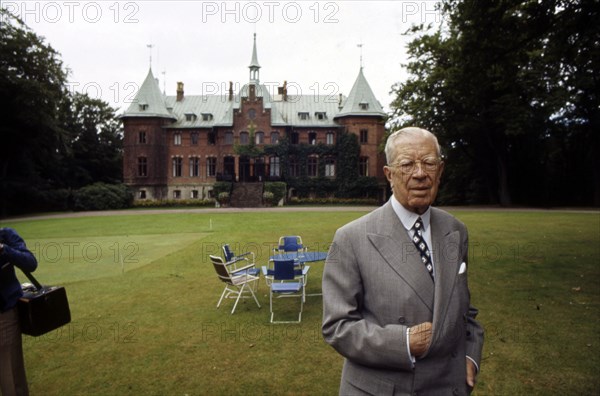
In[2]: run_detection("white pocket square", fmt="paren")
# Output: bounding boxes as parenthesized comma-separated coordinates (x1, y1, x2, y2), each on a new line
(458, 262, 467, 274)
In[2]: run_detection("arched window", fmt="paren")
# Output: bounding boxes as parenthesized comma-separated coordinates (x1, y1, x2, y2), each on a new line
(271, 132, 280, 144)
(239, 132, 249, 145)
(325, 157, 336, 177)
(255, 131, 264, 144)
(270, 156, 280, 177)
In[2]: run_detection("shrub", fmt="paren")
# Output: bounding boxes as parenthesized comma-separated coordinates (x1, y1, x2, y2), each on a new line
(217, 192, 230, 205)
(213, 182, 232, 197)
(264, 182, 286, 204)
(73, 183, 133, 211)
(262, 191, 275, 206)
(287, 197, 377, 206)
(132, 199, 215, 208)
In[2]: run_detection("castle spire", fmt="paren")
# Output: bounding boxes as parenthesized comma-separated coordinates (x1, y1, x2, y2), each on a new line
(249, 33, 261, 84)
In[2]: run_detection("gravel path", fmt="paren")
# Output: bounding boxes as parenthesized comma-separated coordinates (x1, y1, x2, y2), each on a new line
(4, 205, 598, 223)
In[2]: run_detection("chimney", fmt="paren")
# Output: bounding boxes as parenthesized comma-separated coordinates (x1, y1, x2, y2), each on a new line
(176, 82, 184, 102)
(338, 93, 343, 109)
(228, 81, 233, 101)
(283, 80, 288, 101)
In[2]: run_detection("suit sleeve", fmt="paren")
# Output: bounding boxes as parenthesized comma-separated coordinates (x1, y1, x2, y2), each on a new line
(322, 225, 414, 371)
(0, 228, 38, 273)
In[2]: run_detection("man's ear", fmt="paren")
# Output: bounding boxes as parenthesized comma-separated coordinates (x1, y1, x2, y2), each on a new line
(384, 166, 393, 183)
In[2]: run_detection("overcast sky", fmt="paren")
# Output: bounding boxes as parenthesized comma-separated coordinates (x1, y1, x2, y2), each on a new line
(3, 1, 444, 113)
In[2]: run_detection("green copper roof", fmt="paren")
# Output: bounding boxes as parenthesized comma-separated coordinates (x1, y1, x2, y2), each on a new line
(121, 68, 176, 120)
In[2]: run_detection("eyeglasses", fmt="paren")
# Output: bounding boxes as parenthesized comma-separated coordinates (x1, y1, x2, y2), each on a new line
(388, 158, 441, 175)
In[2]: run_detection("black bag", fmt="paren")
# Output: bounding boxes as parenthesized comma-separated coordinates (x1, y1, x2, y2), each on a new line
(18, 271, 71, 337)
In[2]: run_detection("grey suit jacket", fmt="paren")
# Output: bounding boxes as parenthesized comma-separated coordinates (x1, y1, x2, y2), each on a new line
(322, 202, 484, 396)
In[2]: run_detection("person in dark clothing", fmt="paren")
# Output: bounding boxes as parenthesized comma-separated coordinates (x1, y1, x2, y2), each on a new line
(1, 227, 37, 396)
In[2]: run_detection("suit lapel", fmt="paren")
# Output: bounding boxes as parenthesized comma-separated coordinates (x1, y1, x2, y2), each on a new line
(429, 209, 461, 349)
(367, 203, 435, 312)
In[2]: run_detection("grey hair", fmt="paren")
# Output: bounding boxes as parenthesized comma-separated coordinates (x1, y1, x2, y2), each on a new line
(384, 127, 442, 164)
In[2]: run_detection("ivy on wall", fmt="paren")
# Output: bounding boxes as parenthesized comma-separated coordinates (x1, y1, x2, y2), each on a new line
(265, 131, 380, 198)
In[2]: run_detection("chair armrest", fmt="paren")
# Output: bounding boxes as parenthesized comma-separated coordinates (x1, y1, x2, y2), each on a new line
(225, 257, 248, 267)
(230, 263, 256, 274)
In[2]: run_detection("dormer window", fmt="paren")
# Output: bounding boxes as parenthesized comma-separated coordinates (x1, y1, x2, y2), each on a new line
(185, 113, 197, 122)
(315, 112, 327, 120)
(202, 113, 214, 121)
(359, 102, 369, 110)
(298, 112, 309, 120)
(139, 103, 148, 111)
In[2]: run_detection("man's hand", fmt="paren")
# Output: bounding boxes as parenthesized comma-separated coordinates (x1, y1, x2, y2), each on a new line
(466, 358, 477, 388)
(408, 321, 432, 357)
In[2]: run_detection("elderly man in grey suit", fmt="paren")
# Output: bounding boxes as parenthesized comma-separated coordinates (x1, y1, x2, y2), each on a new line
(322, 127, 484, 395)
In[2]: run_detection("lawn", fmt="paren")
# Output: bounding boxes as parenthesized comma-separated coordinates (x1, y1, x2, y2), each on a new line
(2, 209, 599, 395)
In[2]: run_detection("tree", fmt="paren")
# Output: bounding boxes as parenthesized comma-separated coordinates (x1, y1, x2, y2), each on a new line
(0, 9, 69, 214)
(390, 0, 599, 206)
(62, 93, 123, 188)
(0, 10, 125, 215)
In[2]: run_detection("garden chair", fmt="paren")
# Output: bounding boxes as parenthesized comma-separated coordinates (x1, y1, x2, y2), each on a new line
(209, 254, 261, 314)
(223, 244, 260, 290)
(262, 259, 310, 323)
(275, 235, 307, 254)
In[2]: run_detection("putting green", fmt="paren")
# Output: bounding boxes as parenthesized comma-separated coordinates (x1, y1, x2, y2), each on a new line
(24, 233, 206, 284)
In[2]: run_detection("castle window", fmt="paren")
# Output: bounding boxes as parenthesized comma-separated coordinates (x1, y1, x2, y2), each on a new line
(202, 113, 213, 121)
(173, 190, 181, 199)
(315, 112, 327, 120)
(270, 156, 280, 177)
(185, 113, 197, 122)
(359, 157, 369, 176)
(139, 103, 148, 111)
(174, 133, 182, 146)
(325, 157, 336, 177)
(172, 157, 182, 177)
(307, 156, 318, 177)
(138, 131, 147, 144)
(326, 132, 335, 145)
(191, 190, 199, 199)
(248, 109, 256, 119)
(360, 129, 368, 144)
(206, 157, 217, 177)
(271, 131, 280, 144)
(191, 132, 199, 145)
(240, 132, 249, 145)
(308, 132, 317, 145)
(139, 190, 147, 199)
(190, 157, 200, 177)
(137, 157, 147, 177)
(359, 102, 369, 110)
(255, 131, 264, 144)
(288, 156, 299, 177)
(208, 132, 216, 145)
(291, 132, 299, 145)
(298, 112, 309, 120)
(224, 131, 233, 145)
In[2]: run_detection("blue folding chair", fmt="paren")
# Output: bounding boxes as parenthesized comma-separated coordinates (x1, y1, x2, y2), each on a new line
(275, 236, 307, 254)
(262, 259, 309, 323)
(223, 244, 260, 290)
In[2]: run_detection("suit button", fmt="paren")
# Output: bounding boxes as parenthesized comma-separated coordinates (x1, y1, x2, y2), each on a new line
(398, 316, 406, 324)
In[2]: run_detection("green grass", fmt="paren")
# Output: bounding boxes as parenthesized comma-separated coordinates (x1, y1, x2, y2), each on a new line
(2, 209, 599, 395)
